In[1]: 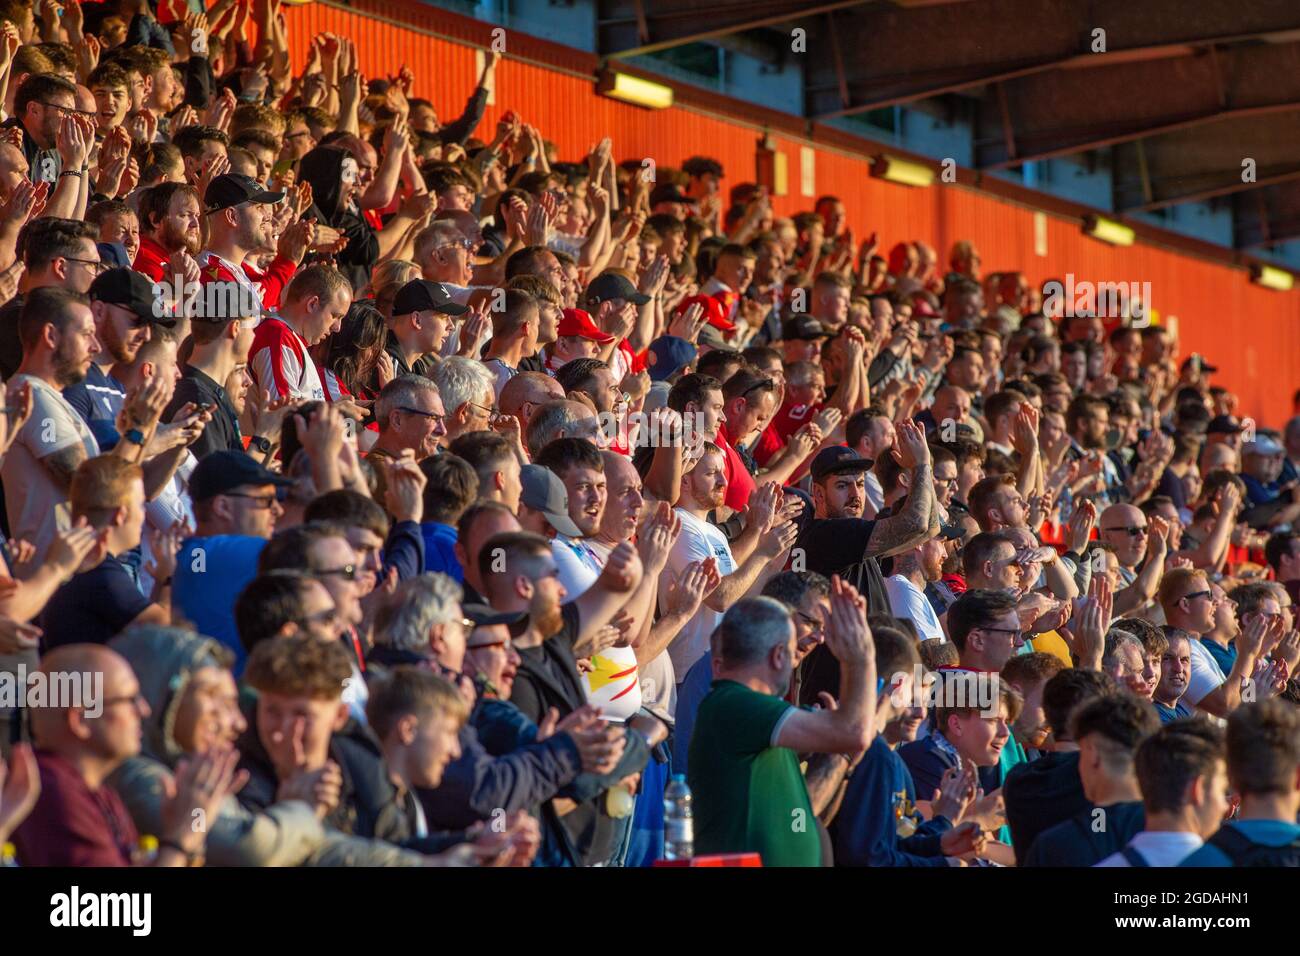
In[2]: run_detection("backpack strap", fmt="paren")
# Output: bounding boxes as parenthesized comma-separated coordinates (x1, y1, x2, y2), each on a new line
(1120, 845, 1150, 867)
(1207, 824, 1257, 865)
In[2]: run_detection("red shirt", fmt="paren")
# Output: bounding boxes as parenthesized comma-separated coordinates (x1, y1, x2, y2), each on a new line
(716, 428, 756, 512)
(12, 749, 138, 866)
(132, 234, 172, 282)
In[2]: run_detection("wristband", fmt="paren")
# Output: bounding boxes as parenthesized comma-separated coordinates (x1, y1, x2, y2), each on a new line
(59, 169, 83, 178)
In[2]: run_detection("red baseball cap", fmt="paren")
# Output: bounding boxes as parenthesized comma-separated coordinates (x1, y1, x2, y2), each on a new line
(911, 298, 940, 319)
(557, 308, 615, 343)
(676, 294, 735, 332)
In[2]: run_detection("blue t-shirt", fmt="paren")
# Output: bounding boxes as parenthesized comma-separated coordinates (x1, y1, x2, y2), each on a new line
(173, 535, 266, 673)
(1200, 638, 1237, 679)
(420, 522, 462, 583)
(64, 364, 127, 450)
(1180, 820, 1300, 867)
(671, 650, 714, 776)
(1155, 699, 1197, 724)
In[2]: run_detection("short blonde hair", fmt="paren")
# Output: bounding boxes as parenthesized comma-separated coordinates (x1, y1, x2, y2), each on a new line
(70, 456, 142, 522)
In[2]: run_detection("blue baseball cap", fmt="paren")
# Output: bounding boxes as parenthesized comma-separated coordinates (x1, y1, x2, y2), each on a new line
(645, 335, 697, 383)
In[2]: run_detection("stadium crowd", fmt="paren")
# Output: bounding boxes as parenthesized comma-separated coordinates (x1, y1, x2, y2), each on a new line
(0, 0, 1298, 869)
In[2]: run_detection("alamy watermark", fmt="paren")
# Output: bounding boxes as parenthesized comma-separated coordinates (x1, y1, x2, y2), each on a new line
(0, 665, 103, 717)
(1042, 273, 1151, 326)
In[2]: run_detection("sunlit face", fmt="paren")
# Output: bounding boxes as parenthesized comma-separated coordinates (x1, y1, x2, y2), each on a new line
(791, 591, 829, 666)
(948, 700, 1010, 768)
(973, 610, 1024, 670)
(52, 304, 103, 387)
(788, 371, 825, 408)
(1156, 635, 1192, 704)
(98, 211, 140, 264)
(466, 626, 521, 698)
(87, 656, 149, 762)
(92, 84, 130, 130)
(308, 536, 364, 629)
(1008, 678, 1051, 750)
(389, 388, 448, 459)
(815, 471, 866, 519)
(561, 465, 606, 537)
(599, 458, 643, 542)
(173, 666, 247, 753)
(933, 459, 958, 508)
(403, 709, 463, 789)
(685, 449, 727, 511)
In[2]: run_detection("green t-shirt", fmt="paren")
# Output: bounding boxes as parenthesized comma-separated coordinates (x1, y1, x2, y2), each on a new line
(687, 679, 821, 867)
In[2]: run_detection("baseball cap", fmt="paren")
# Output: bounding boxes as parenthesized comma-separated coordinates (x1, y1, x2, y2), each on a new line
(89, 267, 177, 328)
(585, 272, 650, 307)
(96, 241, 131, 270)
(1180, 354, 1219, 374)
(463, 602, 528, 634)
(646, 336, 697, 383)
(556, 308, 614, 344)
(1206, 415, 1245, 435)
(809, 445, 874, 483)
(675, 293, 733, 332)
(782, 315, 831, 341)
(1244, 436, 1285, 456)
(697, 324, 729, 350)
(204, 172, 285, 214)
(519, 463, 582, 537)
(391, 279, 470, 317)
(911, 298, 940, 319)
(649, 183, 690, 206)
(189, 450, 293, 502)
(937, 521, 967, 541)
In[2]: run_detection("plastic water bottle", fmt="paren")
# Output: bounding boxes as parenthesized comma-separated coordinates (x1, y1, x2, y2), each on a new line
(663, 774, 693, 860)
(1, 842, 18, 867)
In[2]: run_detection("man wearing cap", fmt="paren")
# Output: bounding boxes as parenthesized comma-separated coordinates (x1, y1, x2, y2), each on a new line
(884, 522, 960, 643)
(642, 335, 696, 414)
(198, 172, 292, 317)
(1205, 414, 1246, 460)
(1241, 435, 1300, 529)
(249, 264, 351, 403)
(172, 450, 293, 670)
(544, 308, 613, 374)
(780, 315, 831, 365)
(517, 461, 582, 541)
(649, 182, 691, 221)
(386, 278, 470, 378)
(583, 272, 650, 379)
(61, 267, 175, 449)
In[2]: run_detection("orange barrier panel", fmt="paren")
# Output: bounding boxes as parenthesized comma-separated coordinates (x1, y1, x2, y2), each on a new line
(279, 0, 1300, 428)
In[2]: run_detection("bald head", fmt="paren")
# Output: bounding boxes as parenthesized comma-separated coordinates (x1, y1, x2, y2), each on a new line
(932, 385, 971, 427)
(30, 645, 143, 773)
(500, 371, 565, 430)
(525, 398, 603, 457)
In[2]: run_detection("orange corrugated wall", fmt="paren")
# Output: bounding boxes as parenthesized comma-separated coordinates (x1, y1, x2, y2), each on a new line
(278, 0, 1300, 428)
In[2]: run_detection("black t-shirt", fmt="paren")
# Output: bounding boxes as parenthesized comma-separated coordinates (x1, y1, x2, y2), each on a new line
(1003, 751, 1090, 858)
(41, 555, 150, 649)
(1022, 800, 1146, 867)
(166, 365, 243, 460)
(0, 293, 24, 380)
(794, 517, 891, 707)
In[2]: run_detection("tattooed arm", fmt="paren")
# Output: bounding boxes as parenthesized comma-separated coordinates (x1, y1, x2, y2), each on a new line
(864, 420, 937, 559)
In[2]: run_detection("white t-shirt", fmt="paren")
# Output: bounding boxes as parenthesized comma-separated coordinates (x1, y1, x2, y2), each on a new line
(1095, 830, 1203, 867)
(568, 538, 642, 721)
(2, 375, 99, 569)
(553, 535, 601, 599)
(864, 472, 885, 517)
(1185, 636, 1227, 707)
(660, 509, 735, 681)
(884, 575, 945, 641)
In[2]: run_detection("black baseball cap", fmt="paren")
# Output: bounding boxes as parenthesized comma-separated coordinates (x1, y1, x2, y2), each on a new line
(1180, 354, 1219, 374)
(1206, 414, 1244, 435)
(810, 445, 874, 483)
(463, 603, 527, 630)
(391, 279, 470, 317)
(782, 315, 830, 341)
(204, 173, 285, 214)
(89, 267, 177, 328)
(649, 183, 690, 206)
(189, 450, 293, 502)
(585, 272, 651, 307)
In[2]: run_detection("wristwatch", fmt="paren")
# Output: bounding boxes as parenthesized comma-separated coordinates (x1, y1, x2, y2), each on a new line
(124, 428, 145, 446)
(249, 435, 273, 454)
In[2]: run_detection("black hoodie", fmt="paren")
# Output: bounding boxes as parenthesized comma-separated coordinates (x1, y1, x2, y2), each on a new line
(298, 145, 379, 292)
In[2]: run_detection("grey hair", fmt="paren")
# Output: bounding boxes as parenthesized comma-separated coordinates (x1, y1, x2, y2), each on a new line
(414, 221, 469, 265)
(1101, 628, 1144, 673)
(525, 399, 594, 458)
(431, 355, 495, 415)
(711, 596, 794, 668)
(374, 573, 463, 652)
(376, 374, 440, 431)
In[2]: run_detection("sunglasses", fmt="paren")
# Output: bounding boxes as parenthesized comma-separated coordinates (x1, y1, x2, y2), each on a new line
(1103, 525, 1148, 537)
(1181, 590, 1214, 603)
(224, 492, 278, 510)
(316, 565, 360, 581)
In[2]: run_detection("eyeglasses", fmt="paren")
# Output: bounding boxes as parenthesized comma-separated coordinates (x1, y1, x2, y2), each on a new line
(739, 378, 777, 401)
(398, 406, 446, 426)
(304, 607, 339, 627)
(934, 476, 959, 487)
(438, 239, 475, 253)
(469, 401, 500, 421)
(316, 565, 360, 581)
(1103, 525, 1147, 536)
(794, 610, 824, 634)
(979, 626, 1023, 641)
(64, 256, 106, 275)
(39, 101, 96, 119)
(224, 492, 279, 510)
(99, 692, 147, 712)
